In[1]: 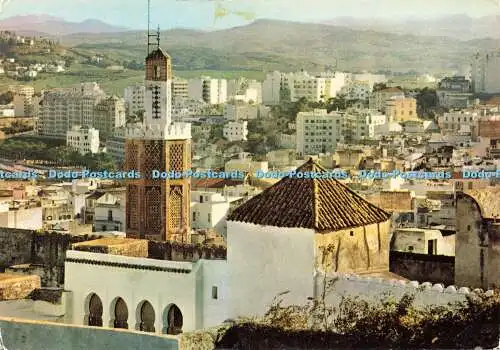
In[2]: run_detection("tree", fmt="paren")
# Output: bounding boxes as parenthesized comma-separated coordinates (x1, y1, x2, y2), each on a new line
(416, 88, 438, 119)
(372, 82, 387, 92)
(0, 91, 14, 105)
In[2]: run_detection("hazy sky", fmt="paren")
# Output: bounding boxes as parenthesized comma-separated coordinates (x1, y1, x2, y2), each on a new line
(0, 0, 499, 29)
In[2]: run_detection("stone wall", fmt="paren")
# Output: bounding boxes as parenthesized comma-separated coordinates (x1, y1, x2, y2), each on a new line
(148, 240, 227, 261)
(0, 317, 179, 350)
(389, 251, 455, 285)
(0, 228, 100, 287)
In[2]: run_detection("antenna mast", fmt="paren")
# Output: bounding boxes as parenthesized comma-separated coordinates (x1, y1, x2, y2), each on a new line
(147, 0, 157, 54)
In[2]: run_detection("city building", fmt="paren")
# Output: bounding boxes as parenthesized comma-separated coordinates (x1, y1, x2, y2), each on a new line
(172, 77, 188, 101)
(369, 87, 405, 112)
(124, 36, 192, 242)
(471, 51, 500, 93)
(223, 103, 258, 121)
(37, 83, 107, 138)
(188, 78, 227, 104)
(105, 127, 126, 168)
(93, 192, 125, 232)
(124, 85, 145, 116)
(223, 121, 248, 142)
(66, 125, 100, 155)
(343, 109, 386, 142)
(436, 76, 473, 109)
(190, 191, 230, 234)
(437, 111, 478, 134)
(296, 109, 343, 156)
(385, 96, 417, 122)
(262, 71, 281, 105)
(93, 96, 126, 139)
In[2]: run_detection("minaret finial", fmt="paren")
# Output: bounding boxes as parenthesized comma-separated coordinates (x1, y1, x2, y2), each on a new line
(157, 25, 160, 48)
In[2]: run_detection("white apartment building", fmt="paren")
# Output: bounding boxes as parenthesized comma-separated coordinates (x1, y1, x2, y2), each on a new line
(188, 78, 227, 104)
(472, 51, 500, 93)
(340, 81, 371, 101)
(438, 111, 479, 134)
(13, 94, 32, 117)
(278, 71, 348, 103)
(172, 78, 189, 101)
(191, 191, 230, 235)
(223, 103, 258, 121)
(296, 109, 343, 156)
(93, 192, 125, 232)
(124, 84, 145, 116)
(37, 83, 107, 138)
(93, 96, 126, 139)
(66, 125, 100, 155)
(10, 85, 34, 117)
(344, 109, 387, 142)
(223, 121, 248, 142)
(262, 71, 282, 105)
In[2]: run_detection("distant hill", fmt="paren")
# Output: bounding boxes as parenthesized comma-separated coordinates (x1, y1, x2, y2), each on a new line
(57, 19, 500, 74)
(0, 15, 130, 36)
(322, 15, 500, 41)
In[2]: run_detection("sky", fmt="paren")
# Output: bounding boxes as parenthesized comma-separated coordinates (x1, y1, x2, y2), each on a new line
(0, 0, 499, 30)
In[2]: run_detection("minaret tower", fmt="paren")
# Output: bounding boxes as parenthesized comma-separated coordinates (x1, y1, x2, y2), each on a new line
(124, 2, 191, 242)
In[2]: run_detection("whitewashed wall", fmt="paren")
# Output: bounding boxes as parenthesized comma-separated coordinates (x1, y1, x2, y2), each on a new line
(317, 272, 496, 312)
(226, 221, 315, 319)
(64, 250, 228, 333)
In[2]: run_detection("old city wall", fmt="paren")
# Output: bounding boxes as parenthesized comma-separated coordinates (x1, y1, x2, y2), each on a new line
(389, 251, 455, 285)
(0, 228, 100, 287)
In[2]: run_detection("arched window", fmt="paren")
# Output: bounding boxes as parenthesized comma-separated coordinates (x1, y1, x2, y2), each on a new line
(163, 304, 183, 335)
(113, 297, 128, 329)
(87, 293, 103, 327)
(138, 301, 155, 332)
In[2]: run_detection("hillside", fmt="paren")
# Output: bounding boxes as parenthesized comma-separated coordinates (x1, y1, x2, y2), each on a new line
(0, 15, 129, 36)
(59, 19, 500, 73)
(322, 14, 500, 41)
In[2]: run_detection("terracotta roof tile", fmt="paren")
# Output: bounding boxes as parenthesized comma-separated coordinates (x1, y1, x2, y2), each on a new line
(192, 178, 244, 189)
(228, 159, 391, 232)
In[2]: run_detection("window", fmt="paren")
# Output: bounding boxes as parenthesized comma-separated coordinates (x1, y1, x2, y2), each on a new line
(427, 239, 437, 255)
(208, 213, 211, 223)
(199, 196, 203, 203)
(193, 212, 196, 221)
(108, 210, 113, 221)
(212, 286, 218, 299)
(408, 246, 414, 251)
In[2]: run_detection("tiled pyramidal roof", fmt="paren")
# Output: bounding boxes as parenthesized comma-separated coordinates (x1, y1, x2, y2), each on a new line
(228, 159, 391, 232)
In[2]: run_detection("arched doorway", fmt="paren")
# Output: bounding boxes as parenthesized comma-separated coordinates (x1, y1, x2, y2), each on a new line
(87, 293, 103, 326)
(113, 297, 128, 329)
(163, 304, 183, 335)
(138, 301, 155, 332)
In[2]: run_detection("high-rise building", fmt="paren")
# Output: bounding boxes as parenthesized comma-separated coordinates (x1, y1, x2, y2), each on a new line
(93, 96, 126, 139)
(36, 84, 106, 138)
(295, 109, 344, 156)
(124, 84, 145, 116)
(124, 35, 192, 242)
(471, 51, 500, 94)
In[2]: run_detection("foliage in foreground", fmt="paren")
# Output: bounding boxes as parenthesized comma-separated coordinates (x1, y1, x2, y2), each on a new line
(183, 290, 500, 349)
